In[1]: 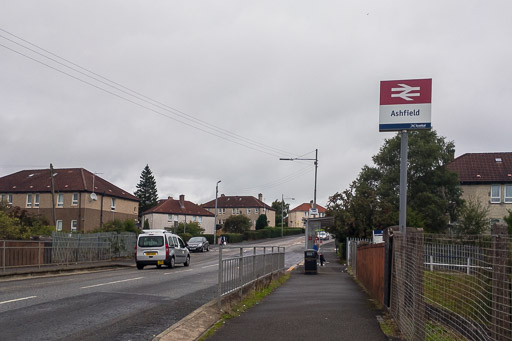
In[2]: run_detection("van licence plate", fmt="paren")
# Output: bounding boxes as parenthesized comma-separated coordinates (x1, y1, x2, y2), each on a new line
(157, 260, 164, 265)
(145, 252, 157, 256)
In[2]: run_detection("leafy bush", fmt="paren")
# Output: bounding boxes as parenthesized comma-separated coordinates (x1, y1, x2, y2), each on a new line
(203, 234, 214, 245)
(244, 229, 271, 240)
(174, 221, 204, 236)
(92, 219, 139, 234)
(221, 233, 244, 243)
(224, 215, 251, 234)
(0, 204, 53, 239)
(179, 233, 192, 243)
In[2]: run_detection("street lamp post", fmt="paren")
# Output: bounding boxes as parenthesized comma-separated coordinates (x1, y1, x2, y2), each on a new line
(214, 180, 221, 245)
(281, 194, 294, 238)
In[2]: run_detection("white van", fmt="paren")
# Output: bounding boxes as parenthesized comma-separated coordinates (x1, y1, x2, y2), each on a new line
(135, 230, 190, 270)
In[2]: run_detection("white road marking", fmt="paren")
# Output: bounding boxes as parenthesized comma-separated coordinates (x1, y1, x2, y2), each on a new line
(0, 296, 37, 305)
(80, 277, 144, 289)
(163, 269, 194, 275)
(202, 264, 217, 268)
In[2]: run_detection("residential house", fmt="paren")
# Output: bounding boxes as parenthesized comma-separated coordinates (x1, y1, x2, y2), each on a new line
(141, 195, 215, 234)
(202, 193, 276, 230)
(288, 202, 326, 228)
(0, 168, 139, 233)
(448, 152, 512, 228)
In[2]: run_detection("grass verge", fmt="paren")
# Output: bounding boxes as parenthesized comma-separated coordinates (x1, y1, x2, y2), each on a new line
(199, 273, 291, 340)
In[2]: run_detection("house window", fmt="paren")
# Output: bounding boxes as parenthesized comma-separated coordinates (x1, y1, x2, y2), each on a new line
(26, 194, 32, 208)
(34, 193, 40, 208)
(505, 185, 512, 203)
(232, 208, 236, 214)
(174, 215, 179, 222)
(255, 208, 259, 214)
(111, 198, 116, 210)
(8, 194, 12, 205)
(198, 216, 202, 223)
(56, 220, 63, 231)
(168, 214, 173, 222)
(248, 208, 251, 214)
(1, 194, 5, 202)
(72, 193, 79, 206)
(57, 193, 64, 207)
(71, 220, 77, 232)
(491, 185, 501, 203)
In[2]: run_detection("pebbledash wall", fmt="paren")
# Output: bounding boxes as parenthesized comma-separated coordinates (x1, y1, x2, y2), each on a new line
(6, 191, 138, 233)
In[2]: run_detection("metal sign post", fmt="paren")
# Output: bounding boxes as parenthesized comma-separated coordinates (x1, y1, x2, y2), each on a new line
(399, 130, 408, 237)
(380, 78, 432, 236)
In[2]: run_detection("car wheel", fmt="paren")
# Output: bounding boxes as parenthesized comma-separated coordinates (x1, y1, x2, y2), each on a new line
(169, 257, 175, 269)
(184, 255, 190, 267)
(136, 263, 144, 270)
(202, 246, 206, 252)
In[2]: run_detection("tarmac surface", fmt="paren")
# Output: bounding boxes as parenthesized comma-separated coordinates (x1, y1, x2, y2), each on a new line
(205, 243, 389, 341)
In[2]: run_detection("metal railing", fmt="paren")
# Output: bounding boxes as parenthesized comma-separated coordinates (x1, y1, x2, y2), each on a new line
(217, 245, 285, 307)
(1, 232, 137, 272)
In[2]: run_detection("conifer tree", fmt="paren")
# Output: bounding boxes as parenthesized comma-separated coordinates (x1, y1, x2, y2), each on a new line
(134, 165, 159, 217)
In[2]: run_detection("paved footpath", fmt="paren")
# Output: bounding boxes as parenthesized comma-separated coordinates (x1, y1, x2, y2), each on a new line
(207, 241, 389, 341)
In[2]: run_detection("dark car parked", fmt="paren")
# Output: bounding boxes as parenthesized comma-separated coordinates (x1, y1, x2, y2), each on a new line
(187, 236, 210, 252)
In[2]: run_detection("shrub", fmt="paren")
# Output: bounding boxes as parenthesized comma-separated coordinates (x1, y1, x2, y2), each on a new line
(221, 233, 244, 243)
(179, 233, 192, 243)
(224, 215, 251, 234)
(203, 234, 214, 245)
(256, 214, 268, 230)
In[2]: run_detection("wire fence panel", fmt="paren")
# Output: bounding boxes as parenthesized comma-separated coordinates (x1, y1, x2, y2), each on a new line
(388, 224, 512, 341)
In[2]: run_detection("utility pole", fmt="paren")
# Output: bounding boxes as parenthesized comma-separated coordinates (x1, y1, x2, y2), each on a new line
(50, 164, 56, 228)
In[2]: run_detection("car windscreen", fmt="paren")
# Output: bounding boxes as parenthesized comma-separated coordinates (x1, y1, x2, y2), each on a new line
(138, 236, 164, 247)
(189, 237, 202, 242)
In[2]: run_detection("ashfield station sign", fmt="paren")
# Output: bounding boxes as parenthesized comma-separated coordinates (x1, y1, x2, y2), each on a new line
(379, 78, 432, 131)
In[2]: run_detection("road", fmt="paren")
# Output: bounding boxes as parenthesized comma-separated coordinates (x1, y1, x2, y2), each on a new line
(0, 235, 307, 341)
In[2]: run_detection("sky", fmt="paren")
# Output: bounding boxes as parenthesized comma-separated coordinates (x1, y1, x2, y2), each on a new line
(1, 1, 511, 210)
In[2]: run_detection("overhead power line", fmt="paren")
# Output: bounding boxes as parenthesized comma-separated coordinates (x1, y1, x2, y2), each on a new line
(0, 28, 299, 158)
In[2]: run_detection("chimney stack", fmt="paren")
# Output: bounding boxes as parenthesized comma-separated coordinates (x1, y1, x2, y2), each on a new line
(179, 194, 185, 208)
(258, 193, 263, 202)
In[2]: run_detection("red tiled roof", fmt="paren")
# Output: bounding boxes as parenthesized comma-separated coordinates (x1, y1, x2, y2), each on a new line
(290, 203, 326, 213)
(0, 168, 139, 201)
(447, 153, 512, 183)
(143, 197, 214, 216)
(202, 195, 274, 211)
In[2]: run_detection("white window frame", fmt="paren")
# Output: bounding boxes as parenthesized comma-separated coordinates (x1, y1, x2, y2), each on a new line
(71, 220, 77, 232)
(8, 194, 12, 205)
(34, 193, 40, 208)
(198, 216, 202, 223)
(1, 194, 5, 202)
(255, 208, 259, 214)
(57, 193, 64, 208)
(72, 193, 79, 206)
(26, 193, 33, 208)
(168, 214, 173, 222)
(505, 185, 512, 203)
(111, 198, 116, 210)
(56, 220, 63, 231)
(248, 208, 251, 214)
(491, 185, 501, 203)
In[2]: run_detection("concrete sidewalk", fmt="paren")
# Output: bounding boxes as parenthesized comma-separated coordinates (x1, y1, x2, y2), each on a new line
(206, 243, 389, 341)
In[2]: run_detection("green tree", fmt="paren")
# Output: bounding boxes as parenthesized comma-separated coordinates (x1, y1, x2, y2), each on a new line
(272, 200, 290, 227)
(174, 221, 205, 236)
(134, 164, 159, 217)
(326, 130, 463, 235)
(0, 204, 53, 239)
(256, 214, 268, 230)
(224, 215, 251, 234)
(453, 199, 489, 236)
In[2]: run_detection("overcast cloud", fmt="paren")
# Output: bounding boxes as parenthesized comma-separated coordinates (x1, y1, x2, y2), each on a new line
(1, 1, 510, 209)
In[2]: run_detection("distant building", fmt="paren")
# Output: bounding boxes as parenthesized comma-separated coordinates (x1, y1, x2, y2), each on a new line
(448, 152, 512, 228)
(141, 195, 215, 234)
(0, 168, 139, 233)
(288, 202, 326, 228)
(202, 193, 275, 229)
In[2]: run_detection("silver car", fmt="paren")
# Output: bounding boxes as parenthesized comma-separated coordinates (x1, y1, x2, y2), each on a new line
(135, 230, 190, 270)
